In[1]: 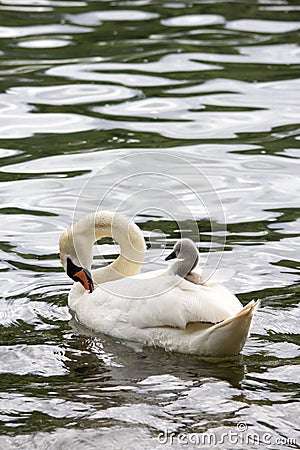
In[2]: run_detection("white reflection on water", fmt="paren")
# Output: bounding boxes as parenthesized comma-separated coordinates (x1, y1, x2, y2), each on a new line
(190, 44, 300, 64)
(0, 427, 154, 450)
(66, 9, 159, 26)
(0, 392, 94, 417)
(0, 112, 99, 139)
(0, 344, 69, 376)
(161, 14, 225, 27)
(8, 84, 139, 105)
(226, 19, 300, 34)
(0, 93, 101, 138)
(0, 23, 92, 38)
(18, 38, 71, 48)
(47, 55, 216, 85)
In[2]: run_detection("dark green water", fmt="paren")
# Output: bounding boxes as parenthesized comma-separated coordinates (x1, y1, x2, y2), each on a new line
(0, 0, 299, 449)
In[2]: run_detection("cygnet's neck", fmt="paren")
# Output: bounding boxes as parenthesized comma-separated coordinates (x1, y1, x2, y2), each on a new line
(169, 256, 198, 279)
(168, 239, 199, 279)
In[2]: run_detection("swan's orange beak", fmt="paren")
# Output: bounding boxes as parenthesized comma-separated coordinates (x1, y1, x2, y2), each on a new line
(66, 258, 94, 293)
(74, 269, 94, 293)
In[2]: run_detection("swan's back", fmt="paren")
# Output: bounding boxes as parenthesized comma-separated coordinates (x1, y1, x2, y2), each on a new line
(69, 271, 242, 331)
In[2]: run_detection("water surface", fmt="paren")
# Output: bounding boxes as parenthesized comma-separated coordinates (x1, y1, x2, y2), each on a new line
(0, 0, 299, 449)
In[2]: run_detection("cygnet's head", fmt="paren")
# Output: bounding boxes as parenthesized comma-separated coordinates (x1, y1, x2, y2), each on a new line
(165, 238, 199, 277)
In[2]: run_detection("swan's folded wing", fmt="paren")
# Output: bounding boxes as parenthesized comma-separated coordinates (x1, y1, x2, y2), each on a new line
(185, 268, 236, 285)
(206, 268, 236, 283)
(127, 276, 243, 329)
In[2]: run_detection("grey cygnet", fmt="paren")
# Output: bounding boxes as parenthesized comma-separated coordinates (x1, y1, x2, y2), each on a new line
(165, 238, 202, 284)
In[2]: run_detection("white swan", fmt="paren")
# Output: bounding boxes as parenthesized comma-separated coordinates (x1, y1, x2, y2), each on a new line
(59, 211, 258, 356)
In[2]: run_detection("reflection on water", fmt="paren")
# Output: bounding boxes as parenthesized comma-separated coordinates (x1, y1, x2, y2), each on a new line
(0, 0, 299, 448)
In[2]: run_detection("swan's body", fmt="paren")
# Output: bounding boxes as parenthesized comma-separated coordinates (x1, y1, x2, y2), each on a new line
(60, 211, 258, 356)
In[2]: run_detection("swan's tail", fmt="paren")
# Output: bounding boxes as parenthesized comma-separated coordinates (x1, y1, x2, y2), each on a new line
(192, 300, 259, 356)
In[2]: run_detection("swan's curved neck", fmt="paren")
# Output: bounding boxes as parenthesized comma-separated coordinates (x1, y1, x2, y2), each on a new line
(60, 211, 146, 284)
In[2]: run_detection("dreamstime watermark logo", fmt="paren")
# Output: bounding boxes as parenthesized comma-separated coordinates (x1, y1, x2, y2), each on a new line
(71, 151, 227, 297)
(157, 423, 298, 447)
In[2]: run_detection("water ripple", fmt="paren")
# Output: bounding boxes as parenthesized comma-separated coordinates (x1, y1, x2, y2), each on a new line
(8, 84, 139, 105)
(0, 93, 100, 138)
(162, 14, 225, 27)
(0, 23, 92, 38)
(66, 10, 159, 26)
(18, 38, 71, 49)
(226, 19, 300, 34)
(0, 344, 69, 376)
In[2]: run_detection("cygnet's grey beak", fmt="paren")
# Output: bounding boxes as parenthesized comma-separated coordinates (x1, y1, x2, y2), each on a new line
(165, 250, 176, 261)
